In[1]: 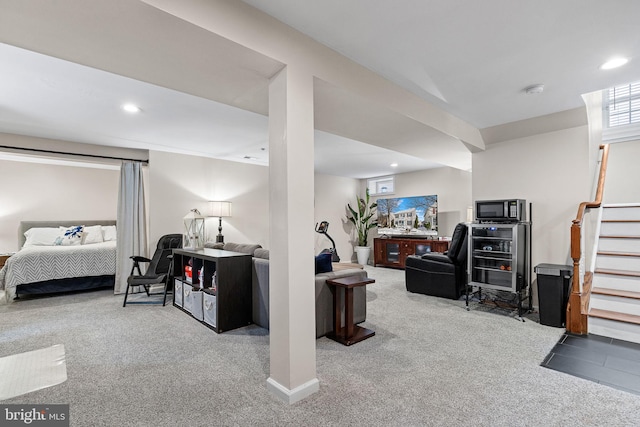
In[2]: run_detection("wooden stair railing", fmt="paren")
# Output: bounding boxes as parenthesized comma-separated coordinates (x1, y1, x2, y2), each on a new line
(567, 144, 610, 334)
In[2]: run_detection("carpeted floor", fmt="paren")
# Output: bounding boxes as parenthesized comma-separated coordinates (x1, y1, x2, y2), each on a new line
(1, 266, 640, 426)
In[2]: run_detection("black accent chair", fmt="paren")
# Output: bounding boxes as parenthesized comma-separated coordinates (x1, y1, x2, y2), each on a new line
(123, 234, 183, 307)
(405, 223, 468, 300)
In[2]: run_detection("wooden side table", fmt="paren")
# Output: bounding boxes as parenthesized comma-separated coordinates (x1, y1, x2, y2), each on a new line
(325, 276, 375, 346)
(0, 253, 14, 269)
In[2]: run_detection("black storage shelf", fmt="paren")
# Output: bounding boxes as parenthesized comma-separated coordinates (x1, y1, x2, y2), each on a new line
(172, 248, 252, 334)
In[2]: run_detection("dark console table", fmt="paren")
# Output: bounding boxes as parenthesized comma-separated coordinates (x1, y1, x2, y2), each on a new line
(374, 236, 449, 269)
(326, 276, 376, 346)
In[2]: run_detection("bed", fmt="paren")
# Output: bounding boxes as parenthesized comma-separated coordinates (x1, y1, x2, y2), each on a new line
(0, 220, 117, 301)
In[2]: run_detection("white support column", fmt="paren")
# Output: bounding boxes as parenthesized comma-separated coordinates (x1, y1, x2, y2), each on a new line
(266, 65, 318, 404)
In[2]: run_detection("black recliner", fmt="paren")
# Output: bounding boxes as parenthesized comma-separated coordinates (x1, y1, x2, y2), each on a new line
(123, 234, 182, 307)
(405, 223, 468, 299)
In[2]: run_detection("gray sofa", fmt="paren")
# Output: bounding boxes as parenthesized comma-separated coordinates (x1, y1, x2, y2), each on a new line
(205, 241, 368, 337)
(251, 248, 368, 338)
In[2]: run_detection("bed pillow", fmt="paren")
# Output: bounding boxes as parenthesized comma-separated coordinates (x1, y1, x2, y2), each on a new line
(55, 226, 84, 246)
(315, 253, 333, 274)
(102, 225, 117, 242)
(23, 227, 63, 247)
(82, 225, 104, 245)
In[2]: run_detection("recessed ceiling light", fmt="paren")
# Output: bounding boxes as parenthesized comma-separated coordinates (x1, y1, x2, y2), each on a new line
(122, 103, 141, 113)
(390, 163, 398, 168)
(524, 84, 544, 95)
(600, 57, 628, 70)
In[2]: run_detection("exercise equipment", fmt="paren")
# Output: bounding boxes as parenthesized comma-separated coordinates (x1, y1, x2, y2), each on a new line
(315, 221, 340, 262)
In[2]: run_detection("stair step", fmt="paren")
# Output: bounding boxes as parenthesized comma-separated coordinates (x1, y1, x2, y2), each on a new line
(602, 204, 640, 221)
(600, 221, 640, 235)
(592, 287, 640, 300)
(597, 251, 640, 257)
(592, 273, 640, 292)
(596, 252, 640, 272)
(594, 268, 640, 278)
(589, 308, 640, 325)
(598, 237, 640, 252)
(600, 221, 640, 236)
(588, 316, 640, 344)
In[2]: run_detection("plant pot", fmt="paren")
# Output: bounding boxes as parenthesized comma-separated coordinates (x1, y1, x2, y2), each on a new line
(355, 246, 371, 266)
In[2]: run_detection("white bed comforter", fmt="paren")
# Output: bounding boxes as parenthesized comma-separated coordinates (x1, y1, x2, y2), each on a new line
(0, 241, 117, 295)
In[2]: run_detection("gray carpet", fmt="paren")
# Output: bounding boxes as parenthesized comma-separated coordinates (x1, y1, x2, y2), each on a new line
(1, 267, 639, 426)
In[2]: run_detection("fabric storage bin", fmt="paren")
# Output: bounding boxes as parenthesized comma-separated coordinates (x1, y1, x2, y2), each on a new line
(191, 289, 204, 321)
(203, 291, 217, 329)
(183, 283, 194, 314)
(174, 280, 184, 307)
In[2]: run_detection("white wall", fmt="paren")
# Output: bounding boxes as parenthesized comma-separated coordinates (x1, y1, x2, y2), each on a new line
(603, 139, 640, 203)
(370, 166, 473, 238)
(0, 147, 367, 259)
(314, 173, 360, 262)
(147, 152, 365, 261)
(147, 151, 270, 250)
(0, 159, 119, 252)
(473, 125, 590, 304)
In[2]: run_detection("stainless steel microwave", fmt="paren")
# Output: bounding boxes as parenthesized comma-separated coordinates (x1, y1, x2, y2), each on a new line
(475, 199, 525, 222)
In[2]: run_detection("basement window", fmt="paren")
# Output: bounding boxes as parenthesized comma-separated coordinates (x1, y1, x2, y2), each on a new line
(367, 176, 395, 196)
(605, 81, 640, 127)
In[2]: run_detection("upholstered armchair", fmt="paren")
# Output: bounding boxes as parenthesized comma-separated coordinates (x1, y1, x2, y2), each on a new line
(405, 223, 468, 300)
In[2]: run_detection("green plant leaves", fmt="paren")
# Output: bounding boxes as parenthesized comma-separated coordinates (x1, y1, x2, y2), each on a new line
(346, 188, 377, 247)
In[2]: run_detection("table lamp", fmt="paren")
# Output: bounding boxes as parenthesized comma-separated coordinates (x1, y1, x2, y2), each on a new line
(209, 201, 232, 243)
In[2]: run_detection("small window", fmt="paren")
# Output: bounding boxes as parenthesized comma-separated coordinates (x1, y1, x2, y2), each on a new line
(605, 81, 640, 128)
(367, 176, 395, 196)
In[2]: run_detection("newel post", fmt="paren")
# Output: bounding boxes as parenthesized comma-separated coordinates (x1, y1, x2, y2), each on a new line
(567, 220, 587, 334)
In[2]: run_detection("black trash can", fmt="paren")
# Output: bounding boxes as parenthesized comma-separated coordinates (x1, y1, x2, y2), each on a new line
(534, 264, 573, 327)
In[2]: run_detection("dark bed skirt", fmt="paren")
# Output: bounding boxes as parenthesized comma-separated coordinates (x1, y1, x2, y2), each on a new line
(15, 275, 115, 296)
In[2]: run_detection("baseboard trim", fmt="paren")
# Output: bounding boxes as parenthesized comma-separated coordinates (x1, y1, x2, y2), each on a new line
(266, 377, 319, 404)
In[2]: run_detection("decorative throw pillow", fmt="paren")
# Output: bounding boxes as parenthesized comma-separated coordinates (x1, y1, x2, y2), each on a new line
(82, 225, 104, 244)
(23, 227, 63, 247)
(315, 253, 333, 274)
(102, 225, 117, 242)
(55, 226, 84, 246)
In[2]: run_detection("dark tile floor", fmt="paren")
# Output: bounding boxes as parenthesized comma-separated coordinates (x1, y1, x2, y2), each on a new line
(541, 332, 640, 395)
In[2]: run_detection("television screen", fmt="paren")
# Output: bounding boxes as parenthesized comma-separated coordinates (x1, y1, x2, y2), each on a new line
(376, 195, 438, 236)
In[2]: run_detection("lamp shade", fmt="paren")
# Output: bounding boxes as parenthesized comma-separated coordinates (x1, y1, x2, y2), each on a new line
(209, 201, 232, 217)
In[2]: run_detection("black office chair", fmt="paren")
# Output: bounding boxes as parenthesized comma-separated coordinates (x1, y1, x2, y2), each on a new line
(404, 223, 469, 299)
(123, 234, 182, 307)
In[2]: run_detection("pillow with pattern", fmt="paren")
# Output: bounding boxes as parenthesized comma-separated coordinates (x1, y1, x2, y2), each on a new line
(56, 226, 84, 246)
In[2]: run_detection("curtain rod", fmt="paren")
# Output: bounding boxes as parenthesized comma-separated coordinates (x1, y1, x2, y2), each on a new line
(0, 145, 149, 164)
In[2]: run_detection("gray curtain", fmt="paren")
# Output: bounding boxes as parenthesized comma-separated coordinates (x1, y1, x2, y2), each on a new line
(115, 161, 147, 294)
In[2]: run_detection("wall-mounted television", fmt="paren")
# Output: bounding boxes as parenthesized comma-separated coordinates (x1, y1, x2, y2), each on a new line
(376, 195, 438, 236)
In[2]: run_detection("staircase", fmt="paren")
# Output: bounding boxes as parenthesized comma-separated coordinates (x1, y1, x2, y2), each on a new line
(589, 203, 640, 343)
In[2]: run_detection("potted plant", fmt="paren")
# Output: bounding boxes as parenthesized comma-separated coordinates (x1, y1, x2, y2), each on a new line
(347, 189, 377, 265)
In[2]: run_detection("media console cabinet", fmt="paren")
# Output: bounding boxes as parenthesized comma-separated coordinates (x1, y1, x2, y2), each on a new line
(172, 248, 252, 333)
(374, 236, 449, 269)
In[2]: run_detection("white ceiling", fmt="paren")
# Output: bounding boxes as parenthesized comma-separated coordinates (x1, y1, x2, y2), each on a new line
(2, 1, 640, 178)
(0, 42, 439, 178)
(242, 0, 640, 129)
